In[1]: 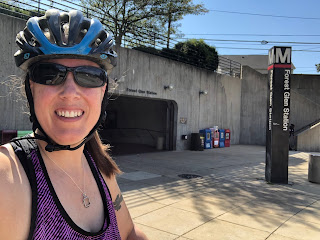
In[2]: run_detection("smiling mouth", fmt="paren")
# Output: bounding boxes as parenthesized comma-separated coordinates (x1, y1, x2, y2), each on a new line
(56, 110, 84, 118)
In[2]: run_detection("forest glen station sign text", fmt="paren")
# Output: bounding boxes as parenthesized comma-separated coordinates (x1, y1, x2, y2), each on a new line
(126, 88, 157, 95)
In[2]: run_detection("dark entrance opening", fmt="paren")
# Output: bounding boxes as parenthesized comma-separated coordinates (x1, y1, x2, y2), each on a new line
(99, 95, 177, 155)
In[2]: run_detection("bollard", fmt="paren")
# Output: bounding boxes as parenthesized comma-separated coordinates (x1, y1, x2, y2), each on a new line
(308, 154, 320, 183)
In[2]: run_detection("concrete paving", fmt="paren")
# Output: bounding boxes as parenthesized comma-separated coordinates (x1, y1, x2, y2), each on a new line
(114, 145, 320, 240)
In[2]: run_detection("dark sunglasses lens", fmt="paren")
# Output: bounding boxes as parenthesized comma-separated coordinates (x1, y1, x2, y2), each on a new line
(32, 63, 65, 85)
(75, 67, 106, 88)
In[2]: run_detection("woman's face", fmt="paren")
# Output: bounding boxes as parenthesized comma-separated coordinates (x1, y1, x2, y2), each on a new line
(29, 58, 106, 146)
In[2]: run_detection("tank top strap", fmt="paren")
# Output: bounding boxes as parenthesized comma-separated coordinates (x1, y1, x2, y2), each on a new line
(10, 137, 37, 179)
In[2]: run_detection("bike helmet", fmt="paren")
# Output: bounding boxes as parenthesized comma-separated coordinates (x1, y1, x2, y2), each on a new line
(14, 9, 117, 152)
(15, 9, 117, 72)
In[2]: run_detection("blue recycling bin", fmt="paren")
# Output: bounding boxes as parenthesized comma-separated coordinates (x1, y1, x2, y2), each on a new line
(218, 129, 225, 148)
(199, 129, 212, 149)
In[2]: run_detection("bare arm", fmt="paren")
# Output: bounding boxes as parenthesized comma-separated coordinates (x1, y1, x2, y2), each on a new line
(104, 174, 149, 240)
(127, 224, 149, 240)
(0, 145, 32, 240)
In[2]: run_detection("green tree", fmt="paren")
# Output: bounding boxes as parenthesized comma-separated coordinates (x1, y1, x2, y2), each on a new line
(80, 0, 207, 47)
(134, 39, 219, 71)
(173, 39, 219, 71)
(157, 1, 208, 48)
(316, 64, 320, 72)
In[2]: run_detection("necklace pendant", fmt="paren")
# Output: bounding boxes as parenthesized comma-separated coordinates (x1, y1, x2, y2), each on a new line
(82, 193, 90, 208)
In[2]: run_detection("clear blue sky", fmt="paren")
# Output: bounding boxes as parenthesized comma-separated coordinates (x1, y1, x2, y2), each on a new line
(177, 0, 320, 74)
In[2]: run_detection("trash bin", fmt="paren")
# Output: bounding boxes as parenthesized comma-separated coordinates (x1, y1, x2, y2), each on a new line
(308, 154, 320, 183)
(190, 133, 204, 151)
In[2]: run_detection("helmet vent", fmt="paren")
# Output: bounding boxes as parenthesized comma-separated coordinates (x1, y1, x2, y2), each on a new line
(38, 19, 56, 44)
(61, 22, 70, 45)
(75, 28, 88, 44)
(91, 31, 107, 48)
(29, 37, 37, 47)
(23, 29, 40, 47)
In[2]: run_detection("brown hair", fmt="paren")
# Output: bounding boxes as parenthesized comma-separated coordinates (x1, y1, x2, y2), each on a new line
(85, 131, 121, 178)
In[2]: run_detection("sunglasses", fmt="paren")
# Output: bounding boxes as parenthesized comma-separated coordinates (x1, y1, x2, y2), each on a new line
(28, 62, 107, 88)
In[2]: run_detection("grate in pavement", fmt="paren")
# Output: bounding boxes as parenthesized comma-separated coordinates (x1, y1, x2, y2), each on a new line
(178, 174, 202, 179)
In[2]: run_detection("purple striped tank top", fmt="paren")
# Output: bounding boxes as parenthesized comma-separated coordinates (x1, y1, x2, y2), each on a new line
(11, 139, 121, 240)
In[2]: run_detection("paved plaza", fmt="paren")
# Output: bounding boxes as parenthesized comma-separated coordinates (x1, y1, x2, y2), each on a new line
(114, 145, 320, 240)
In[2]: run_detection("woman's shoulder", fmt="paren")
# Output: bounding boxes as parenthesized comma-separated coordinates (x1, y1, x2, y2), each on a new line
(0, 144, 19, 209)
(0, 144, 32, 239)
(0, 143, 30, 196)
(0, 143, 31, 203)
(0, 144, 17, 182)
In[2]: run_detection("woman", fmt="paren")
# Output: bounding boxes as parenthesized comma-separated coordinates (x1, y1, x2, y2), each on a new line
(0, 9, 148, 240)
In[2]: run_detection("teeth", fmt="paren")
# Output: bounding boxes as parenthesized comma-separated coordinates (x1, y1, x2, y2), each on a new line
(57, 110, 83, 118)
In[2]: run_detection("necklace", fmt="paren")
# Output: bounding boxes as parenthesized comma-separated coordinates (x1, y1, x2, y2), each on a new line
(41, 148, 91, 208)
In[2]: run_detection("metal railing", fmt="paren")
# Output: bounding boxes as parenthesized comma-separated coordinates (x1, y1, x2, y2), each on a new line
(217, 56, 242, 78)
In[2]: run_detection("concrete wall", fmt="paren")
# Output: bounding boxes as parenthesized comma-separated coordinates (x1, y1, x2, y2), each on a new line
(111, 47, 242, 150)
(0, 13, 31, 131)
(290, 75, 320, 131)
(240, 66, 320, 147)
(297, 123, 320, 152)
(240, 66, 268, 145)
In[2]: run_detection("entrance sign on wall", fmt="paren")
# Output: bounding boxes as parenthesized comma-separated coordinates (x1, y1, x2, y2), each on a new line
(126, 88, 157, 95)
(265, 46, 292, 184)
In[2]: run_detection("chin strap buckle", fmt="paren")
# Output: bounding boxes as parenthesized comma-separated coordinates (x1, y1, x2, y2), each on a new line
(45, 144, 71, 152)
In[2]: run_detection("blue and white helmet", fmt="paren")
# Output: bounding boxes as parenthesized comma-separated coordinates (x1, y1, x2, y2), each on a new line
(14, 9, 117, 72)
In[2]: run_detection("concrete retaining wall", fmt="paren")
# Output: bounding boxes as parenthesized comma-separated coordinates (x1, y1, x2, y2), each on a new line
(240, 66, 268, 145)
(0, 13, 30, 130)
(239, 66, 320, 148)
(111, 47, 241, 150)
(297, 123, 320, 152)
(290, 75, 320, 131)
